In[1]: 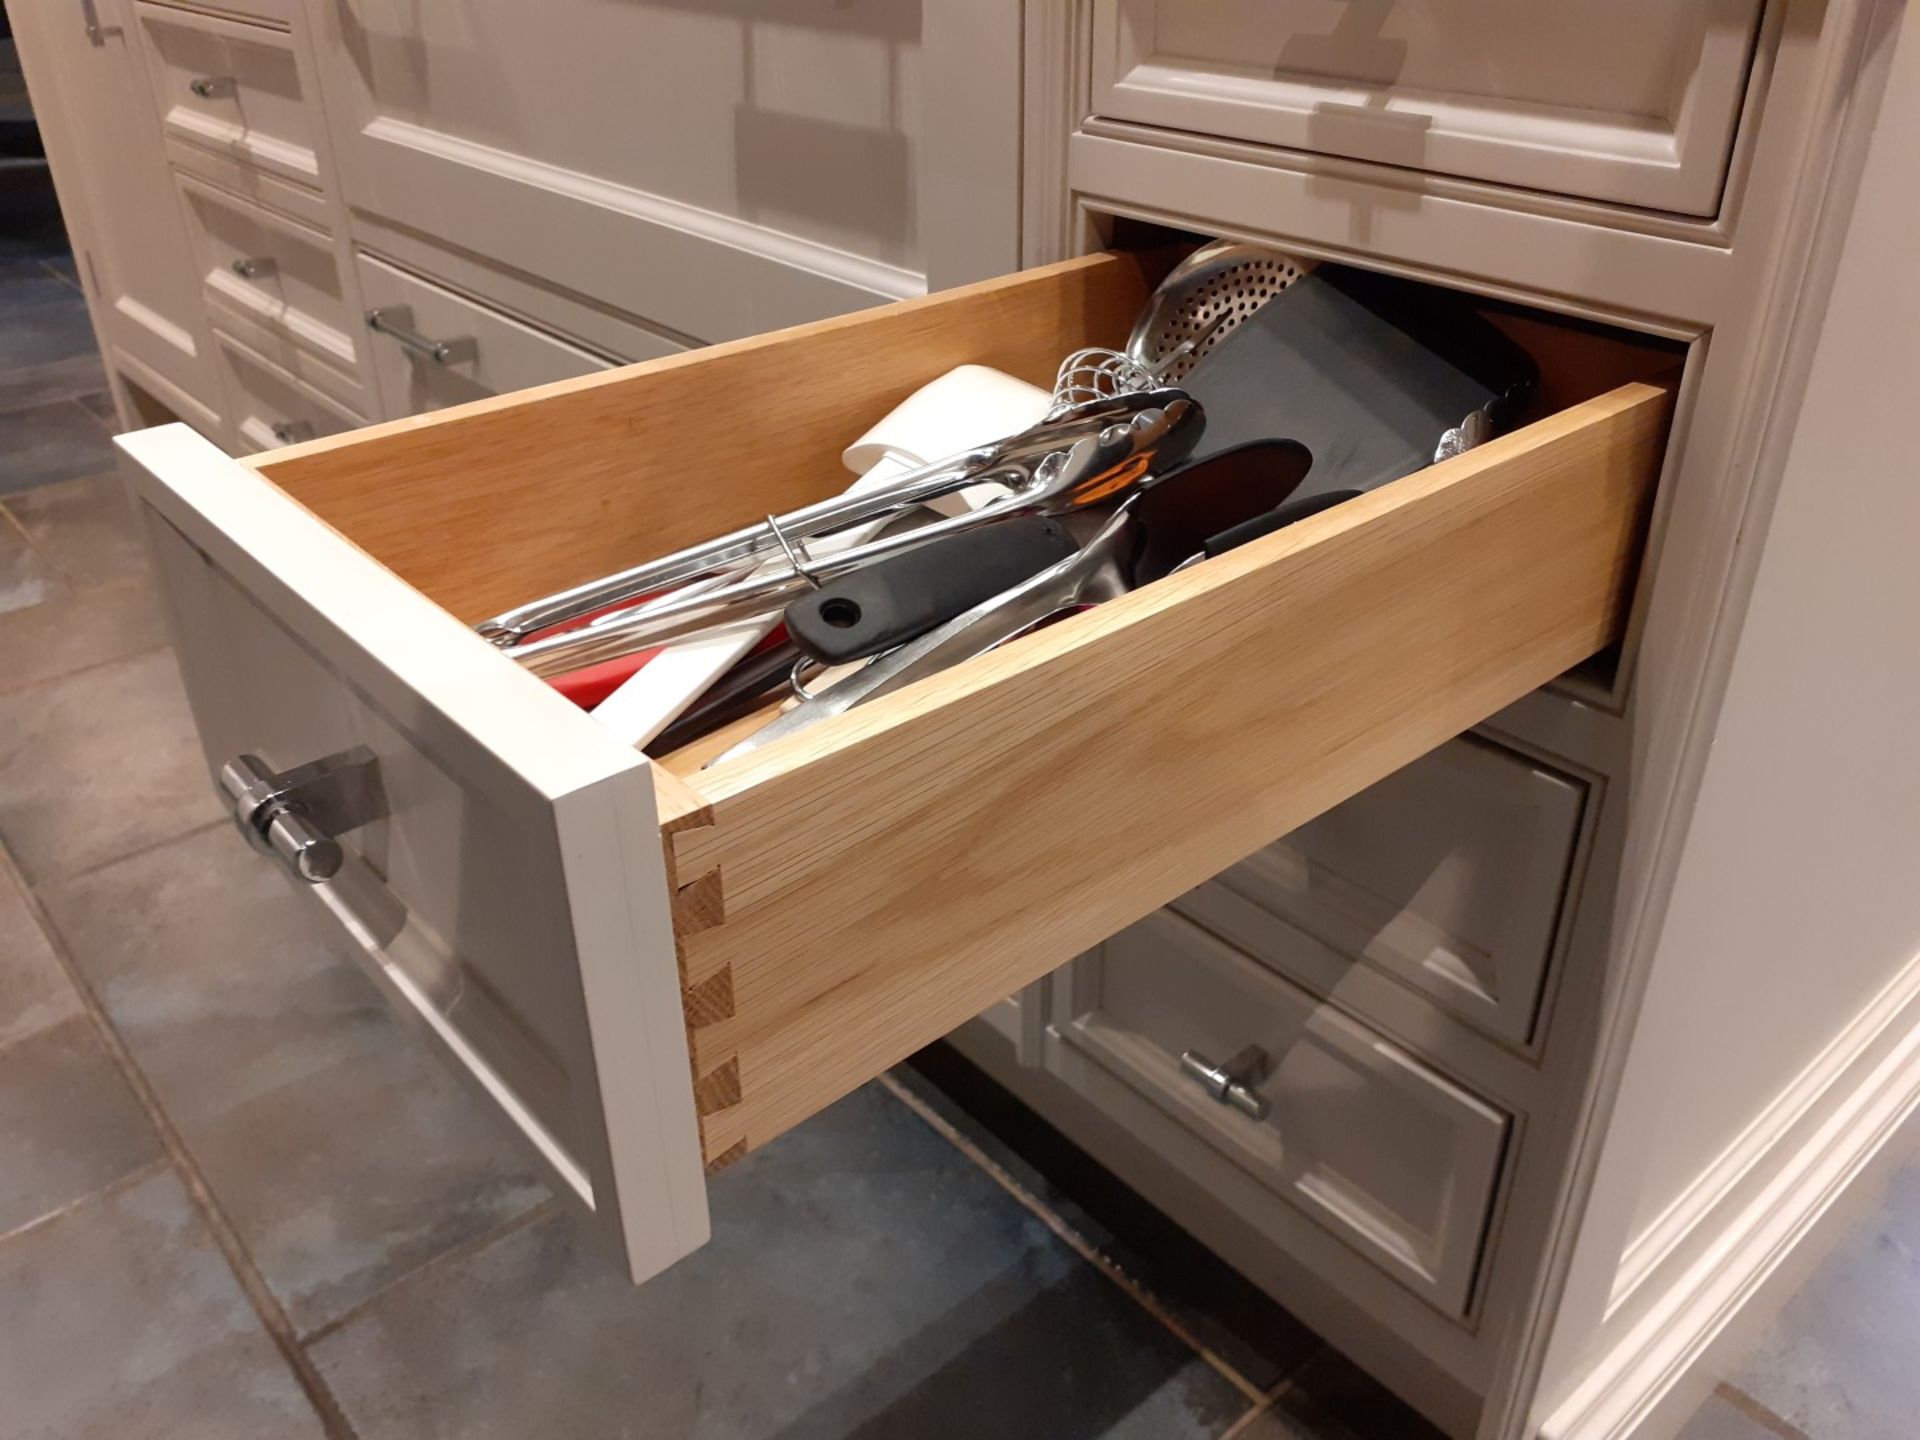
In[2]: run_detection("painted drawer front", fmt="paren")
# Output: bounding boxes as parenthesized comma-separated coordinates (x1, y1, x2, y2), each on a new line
(182, 175, 357, 378)
(1055, 908, 1509, 1314)
(1089, 0, 1763, 215)
(137, 2, 321, 190)
(1174, 735, 1586, 1046)
(215, 335, 364, 455)
(355, 255, 618, 417)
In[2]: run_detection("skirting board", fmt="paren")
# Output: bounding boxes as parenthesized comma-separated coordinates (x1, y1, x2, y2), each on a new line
(1539, 948, 1920, 1440)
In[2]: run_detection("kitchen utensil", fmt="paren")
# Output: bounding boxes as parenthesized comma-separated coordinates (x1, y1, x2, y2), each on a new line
(587, 498, 947, 745)
(841, 365, 1053, 517)
(784, 514, 1080, 665)
(506, 393, 1205, 676)
(476, 387, 1185, 648)
(1049, 241, 1310, 410)
(639, 637, 803, 757)
(1178, 262, 1540, 484)
(712, 438, 1312, 764)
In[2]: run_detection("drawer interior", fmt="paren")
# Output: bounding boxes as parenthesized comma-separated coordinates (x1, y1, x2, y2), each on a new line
(247, 245, 1678, 1168)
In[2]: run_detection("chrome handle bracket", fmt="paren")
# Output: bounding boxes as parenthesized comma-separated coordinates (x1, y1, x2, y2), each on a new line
(230, 256, 275, 280)
(1179, 1045, 1272, 1120)
(187, 75, 230, 98)
(217, 747, 384, 884)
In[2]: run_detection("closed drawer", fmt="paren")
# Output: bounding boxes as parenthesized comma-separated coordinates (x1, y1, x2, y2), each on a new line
(215, 334, 365, 456)
(1090, 1, 1763, 216)
(355, 255, 619, 417)
(1173, 736, 1587, 1047)
(180, 174, 358, 378)
(116, 246, 1671, 1287)
(136, 2, 320, 190)
(1055, 908, 1509, 1315)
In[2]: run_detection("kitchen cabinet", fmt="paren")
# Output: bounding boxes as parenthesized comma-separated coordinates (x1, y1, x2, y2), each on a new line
(8, 0, 222, 430)
(17, 2, 1914, 1438)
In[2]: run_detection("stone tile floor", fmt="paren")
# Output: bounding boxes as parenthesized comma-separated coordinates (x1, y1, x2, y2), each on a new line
(0, 191, 1911, 1440)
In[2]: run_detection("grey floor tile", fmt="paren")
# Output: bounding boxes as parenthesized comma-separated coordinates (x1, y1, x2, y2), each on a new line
(75, 389, 119, 430)
(0, 1167, 329, 1440)
(1672, 1389, 1799, 1440)
(6, 470, 149, 589)
(0, 269, 79, 315)
(0, 575, 170, 694)
(0, 861, 81, 1049)
(39, 254, 81, 290)
(0, 395, 117, 494)
(0, 1016, 161, 1237)
(1243, 1350, 1445, 1440)
(1713, 1156, 1920, 1440)
(0, 513, 62, 615)
(0, 291, 96, 377)
(898, 1047, 1324, 1392)
(312, 1083, 1250, 1440)
(0, 350, 108, 411)
(0, 648, 220, 881)
(42, 824, 550, 1335)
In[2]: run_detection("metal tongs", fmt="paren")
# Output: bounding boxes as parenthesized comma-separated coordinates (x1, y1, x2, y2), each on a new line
(493, 391, 1204, 677)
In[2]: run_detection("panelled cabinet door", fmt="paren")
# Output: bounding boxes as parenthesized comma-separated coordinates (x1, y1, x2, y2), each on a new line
(12, 0, 222, 424)
(1090, 0, 1764, 215)
(307, 0, 1020, 344)
(1055, 910, 1509, 1316)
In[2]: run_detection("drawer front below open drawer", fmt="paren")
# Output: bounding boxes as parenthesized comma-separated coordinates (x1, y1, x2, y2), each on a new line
(1173, 735, 1588, 1047)
(1055, 909, 1509, 1315)
(118, 249, 1669, 1287)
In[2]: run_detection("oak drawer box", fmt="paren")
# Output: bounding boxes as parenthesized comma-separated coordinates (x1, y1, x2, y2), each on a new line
(1090, 0, 1763, 215)
(118, 248, 1671, 1285)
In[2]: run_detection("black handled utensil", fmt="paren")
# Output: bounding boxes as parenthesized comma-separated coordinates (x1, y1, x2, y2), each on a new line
(784, 515, 1080, 666)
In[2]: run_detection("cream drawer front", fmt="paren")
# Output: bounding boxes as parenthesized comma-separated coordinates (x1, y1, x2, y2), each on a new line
(1090, 1, 1763, 215)
(215, 335, 364, 456)
(118, 248, 1669, 1287)
(1173, 735, 1586, 1046)
(181, 175, 357, 378)
(136, 3, 321, 190)
(355, 255, 619, 417)
(1056, 909, 1508, 1315)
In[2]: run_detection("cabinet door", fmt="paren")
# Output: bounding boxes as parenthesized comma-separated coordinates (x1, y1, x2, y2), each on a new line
(11, 0, 221, 425)
(306, 0, 1020, 344)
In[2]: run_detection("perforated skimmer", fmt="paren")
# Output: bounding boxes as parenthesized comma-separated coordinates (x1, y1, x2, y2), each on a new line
(1051, 241, 1310, 411)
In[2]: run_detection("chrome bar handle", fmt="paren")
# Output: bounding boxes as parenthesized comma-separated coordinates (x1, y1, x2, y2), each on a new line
(269, 420, 314, 445)
(187, 76, 230, 98)
(366, 308, 468, 365)
(230, 256, 275, 280)
(217, 748, 384, 885)
(80, 0, 120, 44)
(1179, 1046, 1272, 1121)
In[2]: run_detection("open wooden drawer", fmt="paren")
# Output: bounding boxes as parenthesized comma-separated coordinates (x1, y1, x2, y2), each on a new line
(116, 248, 1674, 1284)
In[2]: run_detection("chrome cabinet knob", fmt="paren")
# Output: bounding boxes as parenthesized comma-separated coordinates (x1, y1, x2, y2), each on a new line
(1179, 1045, 1272, 1120)
(187, 76, 228, 98)
(216, 748, 383, 885)
(229, 256, 274, 280)
(269, 420, 313, 445)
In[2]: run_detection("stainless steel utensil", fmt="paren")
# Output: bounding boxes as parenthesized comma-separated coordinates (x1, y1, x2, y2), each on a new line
(474, 389, 1187, 648)
(710, 437, 1312, 764)
(505, 394, 1205, 676)
(1049, 241, 1310, 409)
